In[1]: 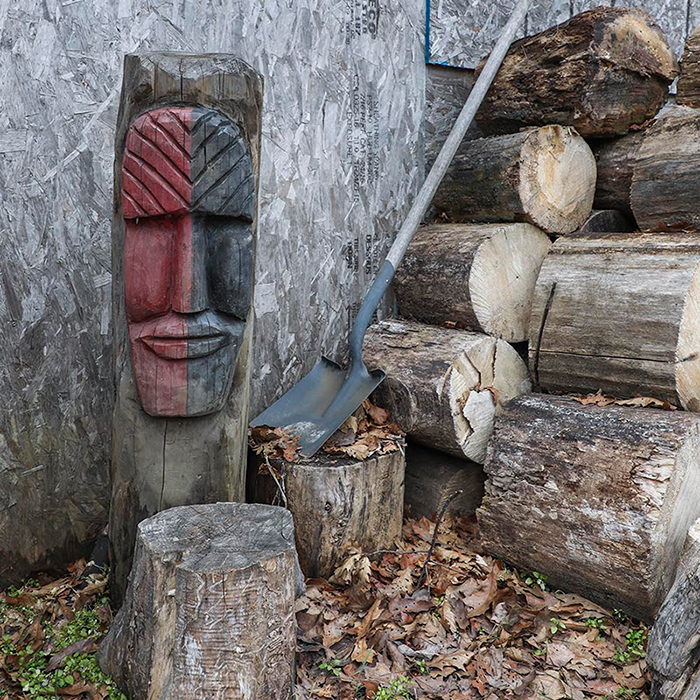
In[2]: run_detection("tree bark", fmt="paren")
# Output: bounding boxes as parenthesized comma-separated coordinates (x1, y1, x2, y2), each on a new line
(590, 132, 646, 214)
(648, 518, 700, 699)
(678, 25, 700, 108)
(404, 443, 485, 521)
(98, 503, 304, 700)
(109, 53, 263, 607)
(475, 7, 677, 138)
(394, 223, 551, 343)
(249, 447, 405, 578)
(529, 231, 700, 410)
(477, 394, 700, 622)
(363, 319, 531, 463)
(431, 125, 595, 235)
(631, 108, 700, 232)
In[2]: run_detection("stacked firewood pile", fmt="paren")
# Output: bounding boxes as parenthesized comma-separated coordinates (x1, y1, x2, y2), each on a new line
(364, 7, 700, 699)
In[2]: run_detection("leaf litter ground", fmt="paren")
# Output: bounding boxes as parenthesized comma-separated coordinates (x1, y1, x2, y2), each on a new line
(0, 515, 650, 699)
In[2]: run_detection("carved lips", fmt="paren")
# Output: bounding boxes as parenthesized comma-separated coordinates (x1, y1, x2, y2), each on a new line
(122, 107, 255, 418)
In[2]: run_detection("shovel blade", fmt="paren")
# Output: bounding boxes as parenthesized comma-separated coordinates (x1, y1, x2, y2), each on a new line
(250, 357, 385, 457)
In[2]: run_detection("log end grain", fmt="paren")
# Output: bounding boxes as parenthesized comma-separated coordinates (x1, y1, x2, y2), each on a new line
(518, 126, 596, 234)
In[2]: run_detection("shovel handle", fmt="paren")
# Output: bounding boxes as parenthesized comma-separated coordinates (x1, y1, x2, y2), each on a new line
(349, 0, 533, 367)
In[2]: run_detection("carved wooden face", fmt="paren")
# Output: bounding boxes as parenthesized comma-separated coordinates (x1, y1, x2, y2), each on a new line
(122, 107, 255, 417)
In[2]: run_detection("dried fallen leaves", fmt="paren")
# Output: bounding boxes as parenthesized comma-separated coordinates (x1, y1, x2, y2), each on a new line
(571, 390, 676, 411)
(295, 515, 650, 700)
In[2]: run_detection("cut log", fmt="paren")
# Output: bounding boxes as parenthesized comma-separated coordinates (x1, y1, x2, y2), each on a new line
(394, 223, 551, 343)
(590, 132, 645, 214)
(678, 25, 700, 108)
(363, 319, 531, 463)
(249, 446, 405, 578)
(648, 518, 700, 699)
(404, 443, 485, 521)
(577, 209, 636, 234)
(475, 7, 677, 138)
(477, 394, 700, 621)
(631, 108, 700, 232)
(529, 231, 700, 410)
(432, 126, 596, 235)
(109, 53, 263, 606)
(98, 503, 303, 700)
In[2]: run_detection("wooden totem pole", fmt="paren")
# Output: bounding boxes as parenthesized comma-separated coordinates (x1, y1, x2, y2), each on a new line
(109, 53, 263, 605)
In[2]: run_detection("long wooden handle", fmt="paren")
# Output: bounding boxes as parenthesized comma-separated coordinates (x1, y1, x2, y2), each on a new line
(348, 0, 532, 364)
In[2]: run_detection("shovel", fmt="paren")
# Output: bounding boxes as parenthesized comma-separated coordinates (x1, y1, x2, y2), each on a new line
(251, 0, 532, 456)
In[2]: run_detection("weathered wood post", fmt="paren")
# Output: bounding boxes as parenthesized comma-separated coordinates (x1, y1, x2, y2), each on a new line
(108, 53, 263, 605)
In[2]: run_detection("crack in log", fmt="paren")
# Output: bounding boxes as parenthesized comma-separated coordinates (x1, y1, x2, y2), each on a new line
(533, 282, 557, 387)
(159, 420, 169, 511)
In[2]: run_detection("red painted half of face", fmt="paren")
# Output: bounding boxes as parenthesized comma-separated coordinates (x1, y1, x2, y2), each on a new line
(122, 107, 255, 417)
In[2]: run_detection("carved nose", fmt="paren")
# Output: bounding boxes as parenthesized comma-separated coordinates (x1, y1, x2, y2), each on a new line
(171, 214, 209, 313)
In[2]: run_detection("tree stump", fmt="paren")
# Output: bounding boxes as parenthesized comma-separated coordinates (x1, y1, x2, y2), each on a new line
(648, 518, 700, 699)
(98, 503, 303, 700)
(475, 7, 677, 138)
(631, 108, 700, 232)
(678, 25, 700, 108)
(432, 125, 596, 235)
(249, 446, 405, 578)
(529, 231, 700, 410)
(477, 394, 700, 622)
(590, 131, 645, 214)
(363, 319, 531, 463)
(394, 223, 551, 342)
(108, 53, 263, 606)
(404, 443, 485, 521)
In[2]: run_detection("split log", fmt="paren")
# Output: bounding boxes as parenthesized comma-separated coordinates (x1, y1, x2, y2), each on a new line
(529, 232, 700, 410)
(98, 503, 303, 700)
(477, 394, 700, 621)
(648, 519, 700, 699)
(590, 132, 645, 214)
(363, 319, 531, 463)
(475, 7, 677, 138)
(404, 443, 485, 521)
(249, 446, 405, 578)
(678, 25, 700, 108)
(577, 209, 636, 234)
(394, 223, 551, 343)
(109, 53, 263, 606)
(631, 109, 700, 232)
(432, 126, 596, 235)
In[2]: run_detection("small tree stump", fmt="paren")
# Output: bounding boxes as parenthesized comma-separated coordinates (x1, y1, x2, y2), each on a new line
(363, 319, 531, 463)
(404, 443, 485, 521)
(648, 519, 700, 699)
(394, 223, 551, 342)
(678, 25, 700, 108)
(98, 503, 303, 700)
(432, 125, 596, 235)
(529, 231, 700, 409)
(477, 394, 700, 621)
(249, 446, 405, 578)
(475, 7, 677, 138)
(631, 108, 700, 232)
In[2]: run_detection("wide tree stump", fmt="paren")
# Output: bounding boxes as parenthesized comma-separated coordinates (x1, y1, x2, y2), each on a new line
(363, 319, 531, 463)
(678, 25, 700, 108)
(404, 443, 485, 521)
(529, 231, 700, 410)
(631, 108, 700, 232)
(477, 394, 700, 621)
(432, 125, 596, 235)
(249, 446, 405, 578)
(648, 518, 700, 699)
(98, 503, 303, 700)
(394, 223, 551, 342)
(590, 131, 645, 215)
(475, 7, 677, 138)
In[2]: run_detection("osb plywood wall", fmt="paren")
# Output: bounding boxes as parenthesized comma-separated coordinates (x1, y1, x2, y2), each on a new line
(0, 0, 425, 584)
(428, 0, 694, 67)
